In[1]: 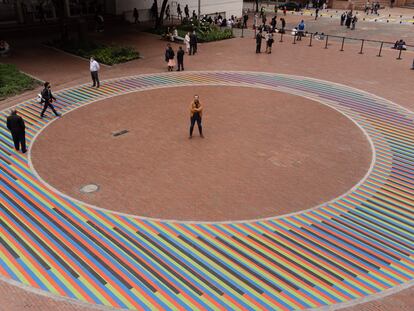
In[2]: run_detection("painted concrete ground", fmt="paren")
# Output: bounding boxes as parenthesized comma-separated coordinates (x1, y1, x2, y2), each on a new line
(1, 71, 413, 310)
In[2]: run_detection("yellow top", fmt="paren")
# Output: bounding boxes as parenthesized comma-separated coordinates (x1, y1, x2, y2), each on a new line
(190, 100, 203, 117)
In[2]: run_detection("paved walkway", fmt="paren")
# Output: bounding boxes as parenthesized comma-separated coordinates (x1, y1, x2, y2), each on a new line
(1, 17, 414, 311)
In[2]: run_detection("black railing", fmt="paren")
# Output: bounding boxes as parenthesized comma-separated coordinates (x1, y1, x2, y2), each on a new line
(237, 27, 413, 60)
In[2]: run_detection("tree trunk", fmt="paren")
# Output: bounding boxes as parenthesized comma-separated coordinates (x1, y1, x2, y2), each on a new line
(155, 0, 168, 28)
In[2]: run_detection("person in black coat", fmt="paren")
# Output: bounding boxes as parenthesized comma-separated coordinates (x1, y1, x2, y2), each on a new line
(256, 31, 264, 53)
(189, 31, 197, 55)
(177, 46, 185, 71)
(6, 110, 26, 153)
(40, 81, 61, 118)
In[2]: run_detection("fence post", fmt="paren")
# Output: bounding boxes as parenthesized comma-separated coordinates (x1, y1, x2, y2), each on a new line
(308, 33, 313, 47)
(396, 48, 403, 60)
(279, 32, 283, 42)
(324, 35, 328, 49)
(377, 42, 383, 57)
(340, 37, 345, 51)
(359, 39, 364, 54)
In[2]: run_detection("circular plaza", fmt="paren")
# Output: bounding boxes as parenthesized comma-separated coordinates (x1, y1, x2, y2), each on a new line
(0, 3, 414, 311)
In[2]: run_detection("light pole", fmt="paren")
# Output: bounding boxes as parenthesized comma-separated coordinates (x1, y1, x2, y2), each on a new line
(198, 0, 201, 20)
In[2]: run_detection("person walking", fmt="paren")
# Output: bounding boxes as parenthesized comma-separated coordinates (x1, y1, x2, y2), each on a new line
(40, 82, 60, 118)
(256, 31, 264, 53)
(184, 4, 189, 19)
(133, 8, 139, 23)
(243, 12, 248, 28)
(90, 56, 100, 88)
(165, 44, 175, 71)
(189, 95, 204, 139)
(165, 4, 170, 20)
(280, 17, 286, 33)
(315, 7, 319, 20)
(6, 110, 26, 153)
(177, 46, 184, 71)
(177, 4, 182, 20)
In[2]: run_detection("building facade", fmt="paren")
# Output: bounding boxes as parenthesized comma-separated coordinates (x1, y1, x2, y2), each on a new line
(0, 0, 243, 25)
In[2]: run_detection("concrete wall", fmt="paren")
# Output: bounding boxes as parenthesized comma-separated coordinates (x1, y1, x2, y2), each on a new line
(116, 0, 243, 21)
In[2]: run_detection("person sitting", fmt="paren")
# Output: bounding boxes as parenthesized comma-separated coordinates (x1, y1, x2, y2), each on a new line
(171, 27, 184, 43)
(0, 40, 10, 56)
(393, 39, 407, 50)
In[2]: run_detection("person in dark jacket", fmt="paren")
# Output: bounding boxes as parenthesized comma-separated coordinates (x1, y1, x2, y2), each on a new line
(189, 31, 197, 55)
(40, 81, 60, 118)
(256, 31, 264, 53)
(6, 109, 26, 153)
(165, 44, 175, 71)
(177, 46, 185, 71)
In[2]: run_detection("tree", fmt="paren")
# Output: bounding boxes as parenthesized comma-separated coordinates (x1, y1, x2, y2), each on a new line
(153, 0, 169, 28)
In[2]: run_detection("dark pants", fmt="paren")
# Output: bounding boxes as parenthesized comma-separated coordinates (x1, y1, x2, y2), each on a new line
(91, 71, 100, 87)
(256, 42, 261, 53)
(189, 43, 197, 55)
(190, 114, 202, 136)
(177, 59, 184, 71)
(11, 131, 26, 153)
(40, 101, 59, 117)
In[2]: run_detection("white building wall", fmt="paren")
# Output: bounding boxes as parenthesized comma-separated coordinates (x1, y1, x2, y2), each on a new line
(116, 0, 243, 22)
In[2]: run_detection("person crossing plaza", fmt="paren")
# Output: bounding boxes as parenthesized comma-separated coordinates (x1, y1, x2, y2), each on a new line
(40, 82, 61, 118)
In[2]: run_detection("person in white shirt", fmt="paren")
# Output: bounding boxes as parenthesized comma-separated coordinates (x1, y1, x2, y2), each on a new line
(184, 32, 190, 54)
(90, 57, 100, 88)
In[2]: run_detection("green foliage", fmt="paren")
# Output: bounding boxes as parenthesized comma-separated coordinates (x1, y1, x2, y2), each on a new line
(46, 39, 139, 65)
(0, 64, 39, 100)
(148, 21, 233, 43)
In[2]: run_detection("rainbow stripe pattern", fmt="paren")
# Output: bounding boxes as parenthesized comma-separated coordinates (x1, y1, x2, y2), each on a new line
(0, 71, 413, 310)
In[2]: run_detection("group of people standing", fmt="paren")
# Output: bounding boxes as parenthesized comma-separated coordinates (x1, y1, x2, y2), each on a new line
(164, 30, 198, 71)
(364, 1, 381, 15)
(340, 11, 358, 30)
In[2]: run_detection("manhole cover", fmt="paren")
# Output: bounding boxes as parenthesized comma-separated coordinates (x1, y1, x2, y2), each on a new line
(80, 184, 99, 193)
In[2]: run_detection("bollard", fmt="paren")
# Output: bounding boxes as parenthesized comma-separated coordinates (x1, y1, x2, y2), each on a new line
(293, 33, 296, 44)
(241, 26, 244, 38)
(359, 39, 364, 54)
(279, 32, 283, 42)
(324, 35, 329, 49)
(340, 37, 345, 51)
(308, 33, 313, 47)
(397, 49, 402, 60)
(377, 42, 383, 57)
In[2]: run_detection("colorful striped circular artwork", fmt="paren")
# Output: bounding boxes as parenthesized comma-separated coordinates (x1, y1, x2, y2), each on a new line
(0, 71, 413, 310)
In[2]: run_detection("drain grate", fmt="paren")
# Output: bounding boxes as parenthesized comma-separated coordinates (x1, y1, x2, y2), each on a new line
(112, 129, 129, 137)
(80, 184, 99, 193)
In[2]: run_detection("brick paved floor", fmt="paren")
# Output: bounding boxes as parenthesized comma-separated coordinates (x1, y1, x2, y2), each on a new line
(0, 14, 413, 310)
